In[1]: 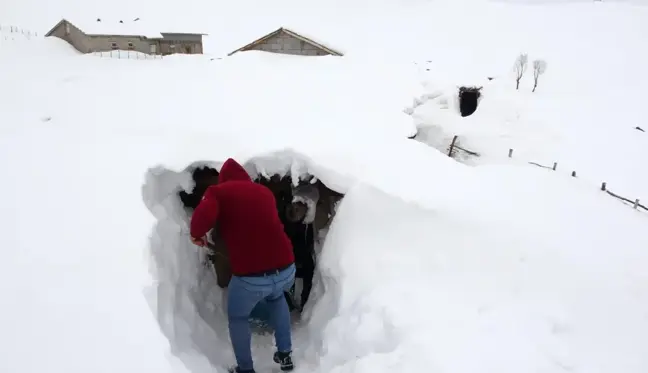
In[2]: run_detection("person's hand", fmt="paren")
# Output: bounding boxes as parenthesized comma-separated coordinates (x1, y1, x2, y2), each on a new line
(191, 236, 206, 247)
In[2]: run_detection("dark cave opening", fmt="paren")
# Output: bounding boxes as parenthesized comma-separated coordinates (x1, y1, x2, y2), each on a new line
(459, 86, 481, 117)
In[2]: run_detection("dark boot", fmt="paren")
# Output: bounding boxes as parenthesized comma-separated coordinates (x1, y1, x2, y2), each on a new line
(273, 351, 294, 371)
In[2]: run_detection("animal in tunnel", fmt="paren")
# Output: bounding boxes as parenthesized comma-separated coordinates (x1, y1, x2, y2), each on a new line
(282, 196, 316, 311)
(259, 175, 344, 312)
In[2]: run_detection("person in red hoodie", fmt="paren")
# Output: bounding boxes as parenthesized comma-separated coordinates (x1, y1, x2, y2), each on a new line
(190, 158, 296, 373)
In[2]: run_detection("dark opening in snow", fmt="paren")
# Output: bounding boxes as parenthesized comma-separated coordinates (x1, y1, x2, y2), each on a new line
(178, 165, 344, 313)
(459, 86, 481, 117)
(178, 165, 219, 209)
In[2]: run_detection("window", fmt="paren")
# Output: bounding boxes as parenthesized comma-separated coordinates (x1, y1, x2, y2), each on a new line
(127, 42, 134, 50)
(111, 42, 118, 50)
(65, 23, 70, 35)
(150, 44, 157, 54)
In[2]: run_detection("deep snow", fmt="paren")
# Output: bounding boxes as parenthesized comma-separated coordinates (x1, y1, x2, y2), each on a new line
(1, 1, 648, 372)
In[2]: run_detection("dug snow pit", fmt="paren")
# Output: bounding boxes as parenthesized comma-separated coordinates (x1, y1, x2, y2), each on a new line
(141, 150, 348, 372)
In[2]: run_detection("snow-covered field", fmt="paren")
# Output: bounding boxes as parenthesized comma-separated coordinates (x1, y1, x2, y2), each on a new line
(1, 1, 648, 372)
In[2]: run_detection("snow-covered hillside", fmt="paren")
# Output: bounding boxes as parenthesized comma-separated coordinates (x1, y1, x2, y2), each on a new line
(1, 1, 647, 373)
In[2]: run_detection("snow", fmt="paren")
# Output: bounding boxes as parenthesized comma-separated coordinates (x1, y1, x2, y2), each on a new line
(64, 17, 162, 38)
(316, 172, 648, 373)
(1, 0, 648, 373)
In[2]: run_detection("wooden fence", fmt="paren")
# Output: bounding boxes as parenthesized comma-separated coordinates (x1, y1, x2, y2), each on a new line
(444, 135, 646, 213)
(0, 25, 38, 40)
(508, 147, 647, 213)
(92, 50, 164, 60)
(447, 135, 480, 158)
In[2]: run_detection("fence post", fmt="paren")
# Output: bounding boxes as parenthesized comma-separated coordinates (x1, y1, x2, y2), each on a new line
(552, 162, 557, 171)
(601, 182, 606, 191)
(508, 149, 513, 158)
(634, 199, 640, 209)
(448, 135, 458, 157)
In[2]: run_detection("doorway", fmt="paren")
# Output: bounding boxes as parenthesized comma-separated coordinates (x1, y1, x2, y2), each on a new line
(458, 86, 481, 117)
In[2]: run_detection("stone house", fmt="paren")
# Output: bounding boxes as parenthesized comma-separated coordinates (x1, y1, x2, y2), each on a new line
(44, 18, 206, 55)
(228, 27, 343, 57)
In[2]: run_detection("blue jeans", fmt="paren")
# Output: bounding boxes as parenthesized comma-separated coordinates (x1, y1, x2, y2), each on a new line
(228, 264, 296, 371)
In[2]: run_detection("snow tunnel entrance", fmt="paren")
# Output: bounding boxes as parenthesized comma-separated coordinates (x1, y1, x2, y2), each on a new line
(458, 86, 481, 117)
(178, 165, 344, 316)
(178, 165, 220, 209)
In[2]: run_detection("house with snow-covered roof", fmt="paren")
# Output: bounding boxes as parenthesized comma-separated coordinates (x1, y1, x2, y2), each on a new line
(228, 27, 343, 57)
(44, 18, 207, 56)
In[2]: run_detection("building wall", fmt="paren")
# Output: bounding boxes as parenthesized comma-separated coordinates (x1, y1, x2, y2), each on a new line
(160, 33, 203, 42)
(159, 33, 203, 55)
(47, 21, 91, 53)
(86, 35, 158, 54)
(245, 31, 330, 56)
(47, 21, 203, 55)
(158, 39, 203, 55)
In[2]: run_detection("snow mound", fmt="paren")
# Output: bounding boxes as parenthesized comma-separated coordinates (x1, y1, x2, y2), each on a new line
(64, 17, 163, 38)
(1, 1, 647, 372)
(309, 165, 648, 373)
(140, 142, 467, 370)
(411, 76, 560, 164)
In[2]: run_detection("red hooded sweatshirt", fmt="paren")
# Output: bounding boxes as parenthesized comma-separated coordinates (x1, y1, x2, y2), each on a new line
(190, 158, 294, 276)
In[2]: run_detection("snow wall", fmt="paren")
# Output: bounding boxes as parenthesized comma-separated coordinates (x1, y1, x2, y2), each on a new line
(141, 149, 356, 372)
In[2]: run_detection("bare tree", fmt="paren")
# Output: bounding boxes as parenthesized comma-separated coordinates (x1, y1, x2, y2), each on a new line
(532, 59, 548, 93)
(514, 53, 528, 90)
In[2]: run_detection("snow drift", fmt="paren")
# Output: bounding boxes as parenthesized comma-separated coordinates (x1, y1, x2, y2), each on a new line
(309, 165, 648, 373)
(142, 144, 648, 373)
(1, 1, 648, 372)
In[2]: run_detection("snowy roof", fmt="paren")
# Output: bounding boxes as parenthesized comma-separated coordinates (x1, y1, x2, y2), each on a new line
(45, 18, 207, 39)
(227, 27, 343, 56)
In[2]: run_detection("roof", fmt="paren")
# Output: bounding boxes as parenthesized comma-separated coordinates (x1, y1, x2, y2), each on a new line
(45, 18, 207, 39)
(227, 27, 343, 57)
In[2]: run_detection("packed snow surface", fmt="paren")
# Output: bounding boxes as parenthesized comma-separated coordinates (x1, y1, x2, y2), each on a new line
(1, 0, 648, 373)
